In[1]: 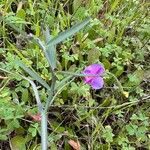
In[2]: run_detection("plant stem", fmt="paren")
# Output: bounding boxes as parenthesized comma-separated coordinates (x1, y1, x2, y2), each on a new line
(41, 111, 48, 150)
(27, 34, 57, 150)
(56, 70, 99, 77)
(45, 69, 56, 111)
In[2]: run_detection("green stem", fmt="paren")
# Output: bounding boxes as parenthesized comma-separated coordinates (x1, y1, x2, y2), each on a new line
(41, 111, 48, 150)
(56, 70, 99, 77)
(51, 72, 56, 94)
(45, 71, 56, 112)
(45, 92, 53, 113)
(41, 73, 56, 150)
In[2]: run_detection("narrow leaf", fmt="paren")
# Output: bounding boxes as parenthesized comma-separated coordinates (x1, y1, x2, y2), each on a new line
(47, 17, 91, 46)
(16, 60, 50, 90)
(44, 27, 52, 43)
(46, 45, 56, 70)
(43, 27, 56, 70)
(55, 75, 73, 90)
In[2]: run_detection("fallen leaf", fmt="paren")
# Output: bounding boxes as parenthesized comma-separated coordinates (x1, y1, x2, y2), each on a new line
(30, 114, 41, 122)
(68, 140, 80, 150)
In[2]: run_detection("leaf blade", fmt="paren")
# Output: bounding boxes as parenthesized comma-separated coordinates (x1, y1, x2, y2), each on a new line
(43, 27, 56, 70)
(16, 60, 50, 90)
(47, 17, 91, 46)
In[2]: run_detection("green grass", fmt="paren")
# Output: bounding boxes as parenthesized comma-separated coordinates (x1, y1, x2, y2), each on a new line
(0, 0, 150, 149)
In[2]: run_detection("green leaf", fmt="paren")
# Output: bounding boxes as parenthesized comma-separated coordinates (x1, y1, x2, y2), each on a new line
(21, 89, 29, 102)
(47, 17, 91, 46)
(28, 123, 39, 137)
(10, 136, 26, 150)
(102, 125, 114, 143)
(8, 120, 20, 129)
(126, 124, 138, 136)
(45, 18, 91, 70)
(43, 27, 56, 70)
(16, 60, 50, 90)
(16, 9, 26, 20)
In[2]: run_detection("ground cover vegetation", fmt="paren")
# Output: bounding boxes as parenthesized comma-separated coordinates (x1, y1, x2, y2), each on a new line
(0, 0, 150, 149)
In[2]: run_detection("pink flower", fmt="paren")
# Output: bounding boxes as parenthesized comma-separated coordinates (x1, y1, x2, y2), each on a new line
(83, 64, 105, 89)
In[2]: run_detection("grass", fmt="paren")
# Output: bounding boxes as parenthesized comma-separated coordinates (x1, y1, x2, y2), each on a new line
(0, 0, 150, 150)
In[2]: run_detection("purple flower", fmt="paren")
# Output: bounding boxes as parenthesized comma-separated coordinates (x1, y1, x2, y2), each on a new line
(83, 64, 105, 90)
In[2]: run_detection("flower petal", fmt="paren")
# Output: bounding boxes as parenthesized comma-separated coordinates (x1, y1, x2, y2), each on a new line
(90, 77, 104, 89)
(83, 64, 105, 75)
(84, 76, 93, 84)
(95, 64, 105, 75)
